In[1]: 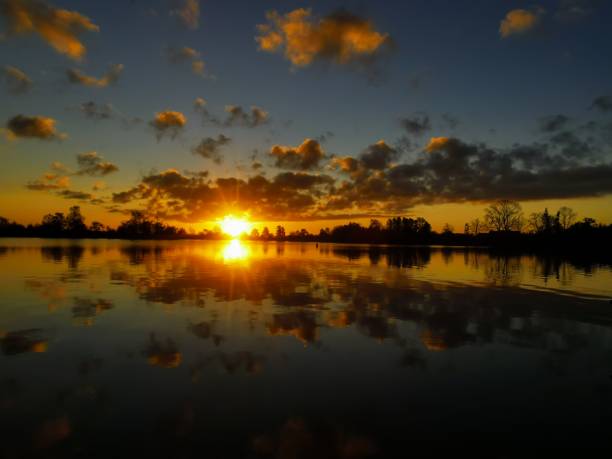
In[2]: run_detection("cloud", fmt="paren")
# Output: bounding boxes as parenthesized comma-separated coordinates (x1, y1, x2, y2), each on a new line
(425, 136, 450, 152)
(111, 168, 335, 221)
(400, 113, 431, 136)
(166, 46, 207, 77)
(193, 97, 207, 110)
(108, 124, 612, 221)
(326, 120, 612, 216)
(359, 140, 399, 170)
(78, 101, 114, 119)
(66, 64, 124, 87)
(191, 135, 231, 164)
(50, 161, 67, 172)
(56, 189, 93, 201)
(3, 65, 32, 93)
(256, 8, 390, 68)
(367, 136, 612, 208)
(166, 46, 199, 62)
(26, 154, 116, 195)
(102, 107, 612, 222)
(591, 95, 612, 112)
(499, 8, 543, 38)
(223, 105, 269, 127)
(150, 110, 187, 140)
(76, 101, 142, 127)
(330, 156, 360, 174)
(76, 151, 119, 176)
(538, 114, 570, 132)
(169, 0, 199, 30)
(5, 114, 66, 140)
(269, 138, 325, 170)
(26, 173, 70, 190)
(0, 0, 99, 60)
(193, 99, 268, 127)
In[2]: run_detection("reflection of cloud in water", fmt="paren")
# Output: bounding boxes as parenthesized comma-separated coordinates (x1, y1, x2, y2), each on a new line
(190, 350, 265, 381)
(144, 333, 182, 368)
(267, 311, 319, 344)
(71, 297, 113, 326)
(25, 279, 67, 311)
(99, 243, 612, 353)
(0, 329, 48, 355)
(252, 418, 376, 459)
(34, 416, 71, 449)
(188, 321, 223, 346)
(0, 241, 612, 456)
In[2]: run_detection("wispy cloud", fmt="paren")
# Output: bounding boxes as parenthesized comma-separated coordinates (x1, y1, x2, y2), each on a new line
(192, 135, 231, 164)
(0, 0, 99, 60)
(165, 46, 207, 77)
(3, 65, 32, 93)
(75, 151, 118, 176)
(169, 0, 199, 30)
(67, 64, 124, 88)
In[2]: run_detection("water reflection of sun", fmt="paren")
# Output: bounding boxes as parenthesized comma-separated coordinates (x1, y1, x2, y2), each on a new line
(222, 239, 250, 262)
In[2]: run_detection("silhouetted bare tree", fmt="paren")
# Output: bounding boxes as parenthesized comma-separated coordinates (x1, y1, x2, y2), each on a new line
(484, 200, 523, 232)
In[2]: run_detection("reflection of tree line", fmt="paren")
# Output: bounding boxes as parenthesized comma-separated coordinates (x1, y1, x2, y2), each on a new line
(3, 252, 612, 457)
(103, 246, 612, 354)
(5, 244, 611, 361)
(331, 246, 609, 284)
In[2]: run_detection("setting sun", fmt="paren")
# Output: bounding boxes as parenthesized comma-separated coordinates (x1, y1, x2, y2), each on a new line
(219, 215, 252, 238)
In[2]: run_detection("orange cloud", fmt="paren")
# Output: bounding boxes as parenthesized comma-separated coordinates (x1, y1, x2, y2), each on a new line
(256, 8, 389, 67)
(270, 138, 325, 170)
(26, 173, 70, 190)
(76, 151, 119, 176)
(166, 46, 207, 77)
(66, 64, 124, 87)
(0, 0, 99, 60)
(170, 0, 199, 30)
(144, 334, 182, 368)
(5, 114, 66, 140)
(499, 9, 542, 38)
(150, 110, 187, 140)
(425, 136, 451, 152)
(331, 156, 359, 173)
(3, 65, 32, 93)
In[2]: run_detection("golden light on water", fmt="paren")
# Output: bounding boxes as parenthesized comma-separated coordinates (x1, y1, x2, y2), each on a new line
(222, 239, 250, 261)
(219, 215, 252, 238)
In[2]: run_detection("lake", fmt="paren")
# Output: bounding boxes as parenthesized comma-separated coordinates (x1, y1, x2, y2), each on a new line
(1, 238, 612, 457)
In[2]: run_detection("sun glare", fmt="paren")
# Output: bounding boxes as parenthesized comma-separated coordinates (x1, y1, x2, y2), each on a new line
(222, 239, 249, 261)
(219, 215, 252, 238)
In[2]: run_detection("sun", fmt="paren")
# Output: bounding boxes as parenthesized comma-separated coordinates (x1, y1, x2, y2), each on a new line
(219, 215, 252, 238)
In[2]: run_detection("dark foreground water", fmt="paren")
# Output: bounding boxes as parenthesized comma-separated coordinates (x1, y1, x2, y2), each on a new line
(1, 239, 612, 458)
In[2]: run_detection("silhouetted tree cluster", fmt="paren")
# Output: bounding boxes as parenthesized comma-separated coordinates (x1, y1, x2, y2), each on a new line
(462, 200, 612, 251)
(0, 200, 610, 253)
(116, 211, 186, 239)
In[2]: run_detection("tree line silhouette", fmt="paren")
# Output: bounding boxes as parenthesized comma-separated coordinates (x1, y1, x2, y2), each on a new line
(0, 200, 610, 252)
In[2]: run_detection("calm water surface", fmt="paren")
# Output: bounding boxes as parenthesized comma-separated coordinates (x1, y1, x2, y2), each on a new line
(1, 239, 612, 457)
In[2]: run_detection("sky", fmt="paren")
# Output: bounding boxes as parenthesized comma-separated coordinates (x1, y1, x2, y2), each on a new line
(1, 0, 612, 232)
